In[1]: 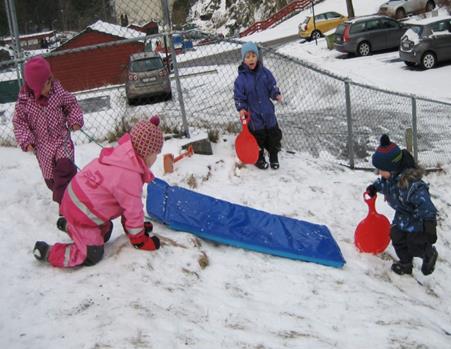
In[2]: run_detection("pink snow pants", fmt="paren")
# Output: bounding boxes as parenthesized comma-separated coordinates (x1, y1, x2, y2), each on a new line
(47, 221, 112, 268)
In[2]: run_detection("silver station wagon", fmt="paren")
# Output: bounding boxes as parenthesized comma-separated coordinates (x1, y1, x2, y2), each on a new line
(125, 52, 172, 105)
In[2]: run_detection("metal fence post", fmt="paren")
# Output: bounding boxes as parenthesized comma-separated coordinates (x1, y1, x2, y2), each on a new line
(411, 96, 418, 163)
(5, 0, 23, 85)
(160, 0, 190, 138)
(345, 80, 354, 169)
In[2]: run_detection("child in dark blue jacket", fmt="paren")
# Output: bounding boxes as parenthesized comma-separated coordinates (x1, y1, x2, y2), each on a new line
(366, 135, 439, 276)
(234, 42, 283, 170)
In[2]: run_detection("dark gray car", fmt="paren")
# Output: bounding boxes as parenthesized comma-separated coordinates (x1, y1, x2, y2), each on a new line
(335, 15, 408, 56)
(400, 16, 451, 69)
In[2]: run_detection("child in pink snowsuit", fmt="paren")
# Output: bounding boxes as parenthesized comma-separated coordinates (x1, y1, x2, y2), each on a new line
(33, 116, 163, 268)
(13, 56, 84, 206)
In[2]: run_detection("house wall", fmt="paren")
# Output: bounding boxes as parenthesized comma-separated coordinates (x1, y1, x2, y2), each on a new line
(47, 31, 144, 92)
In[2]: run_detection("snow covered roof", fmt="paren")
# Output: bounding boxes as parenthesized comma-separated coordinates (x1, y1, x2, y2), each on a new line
(404, 15, 451, 26)
(2, 30, 55, 42)
(88, 20, 144, 40)
(346, 15, 391, 24)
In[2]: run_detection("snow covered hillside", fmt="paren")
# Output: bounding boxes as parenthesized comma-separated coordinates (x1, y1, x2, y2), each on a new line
(1, 1, 451, 348)
(1, 132, 451, 348)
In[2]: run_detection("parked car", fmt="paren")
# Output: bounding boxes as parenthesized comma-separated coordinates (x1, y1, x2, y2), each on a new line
(400, 16, 451, 69)
(334, 15, 408, 56)
(378, 0, 436, 19)
(125, 52, 172, 105)
(299, 11, 347, 40)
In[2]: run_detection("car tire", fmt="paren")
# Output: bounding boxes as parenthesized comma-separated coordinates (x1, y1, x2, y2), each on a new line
(310, 30, 321, 41)
(395, 8, 406, 19)
(421, 52, 436, 69)
(425, 1, 435, 12)
(404, 61, 416, 67)
(357, 41, 371, 56)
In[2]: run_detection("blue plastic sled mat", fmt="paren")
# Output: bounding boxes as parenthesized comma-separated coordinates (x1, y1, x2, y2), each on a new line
(147, 178, 345, 268)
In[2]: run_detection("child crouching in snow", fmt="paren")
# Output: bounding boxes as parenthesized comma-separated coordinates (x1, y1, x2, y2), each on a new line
(33, 116, 163, 268)
(366, 134, 439, 276)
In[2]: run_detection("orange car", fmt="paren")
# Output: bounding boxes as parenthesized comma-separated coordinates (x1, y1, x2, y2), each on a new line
(299, 11, 347, 40)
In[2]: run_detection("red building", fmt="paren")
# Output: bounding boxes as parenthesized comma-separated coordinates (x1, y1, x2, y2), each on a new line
(47, 20, 145, 92)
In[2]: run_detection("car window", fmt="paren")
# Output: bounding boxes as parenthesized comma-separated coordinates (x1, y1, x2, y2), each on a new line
(409, 25, 424, 36)
(314, 14, 327, 22)
(130, 57, 164, 73)
(302, 16, 310, 25)
(381, 18, 399, 29)
(365, 19, 382, 31)
(326, 12, 341, 19)
(335, 23, 345, 35)
(430, 20, 450, 33)
(350, 22, 366, 34)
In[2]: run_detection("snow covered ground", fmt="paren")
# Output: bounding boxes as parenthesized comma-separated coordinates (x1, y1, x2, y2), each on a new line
(2, 1, 451, 348)
(1, 131, 451, 349)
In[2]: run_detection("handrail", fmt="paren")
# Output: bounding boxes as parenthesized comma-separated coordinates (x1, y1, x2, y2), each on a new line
(240, 0, 317, 37)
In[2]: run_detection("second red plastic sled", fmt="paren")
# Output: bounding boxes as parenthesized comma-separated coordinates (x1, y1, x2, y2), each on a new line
(354, 192, 391, 254)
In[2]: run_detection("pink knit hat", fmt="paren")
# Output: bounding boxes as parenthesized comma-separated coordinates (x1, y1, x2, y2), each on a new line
(24, 56, 52, 98)
(130, 115, 164, 159)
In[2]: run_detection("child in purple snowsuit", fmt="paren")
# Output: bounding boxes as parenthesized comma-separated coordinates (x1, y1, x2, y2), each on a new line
(13, 56, 84, 207)
(234, 41, 283, 170)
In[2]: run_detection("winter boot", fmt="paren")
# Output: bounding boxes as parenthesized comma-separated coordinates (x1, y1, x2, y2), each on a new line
(421, 246, 438, 275)
(56, 216, 67, 233)
(391, 261, 413, 275)
(255, 150, 269, 170)
(33, 241, 50, 262)
(269, 152, 279, 170)
(103, 221, 114, 243)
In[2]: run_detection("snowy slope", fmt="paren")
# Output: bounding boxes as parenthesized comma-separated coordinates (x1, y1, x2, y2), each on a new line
(1, 132, 451, 349)
(1, 0, 451, 348)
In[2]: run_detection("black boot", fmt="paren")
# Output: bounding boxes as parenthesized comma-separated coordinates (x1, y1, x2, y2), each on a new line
(421, 246, 438, 275)
(269, 152, 279, 170)
(255, 150, 268, 170)
(103, 221, 114, 243)
(33, 241, 50, 261)
(56, 216, 67, 233)
(391, 261, 413, 275)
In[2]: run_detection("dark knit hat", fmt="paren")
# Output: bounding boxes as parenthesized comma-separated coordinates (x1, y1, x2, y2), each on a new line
(372, 134, 403, 172)
(130, 115, 164, 159)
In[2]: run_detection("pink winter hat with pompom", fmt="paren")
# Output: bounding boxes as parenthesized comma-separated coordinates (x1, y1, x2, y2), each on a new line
(24, 56, 52, 98)
(130, 115, 164, 159)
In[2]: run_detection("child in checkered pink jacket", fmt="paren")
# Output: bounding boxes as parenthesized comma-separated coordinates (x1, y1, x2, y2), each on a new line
(13, 56, 84, 207)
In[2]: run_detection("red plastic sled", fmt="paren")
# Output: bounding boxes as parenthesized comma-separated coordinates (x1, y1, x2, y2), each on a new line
(235, 112, 259, 164)
(354, 192, 391, 254)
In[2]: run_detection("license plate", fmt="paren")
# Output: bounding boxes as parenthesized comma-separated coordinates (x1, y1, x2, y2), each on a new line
(142, 77, 156, 83)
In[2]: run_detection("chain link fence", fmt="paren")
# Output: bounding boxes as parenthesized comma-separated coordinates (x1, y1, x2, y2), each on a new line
(1, 0, 451, 170)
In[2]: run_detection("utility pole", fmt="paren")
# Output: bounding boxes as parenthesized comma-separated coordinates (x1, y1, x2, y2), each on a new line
(346, 0, 355, 19)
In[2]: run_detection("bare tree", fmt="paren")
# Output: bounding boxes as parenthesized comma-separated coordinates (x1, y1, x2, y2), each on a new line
(346, 0, 355, 18)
